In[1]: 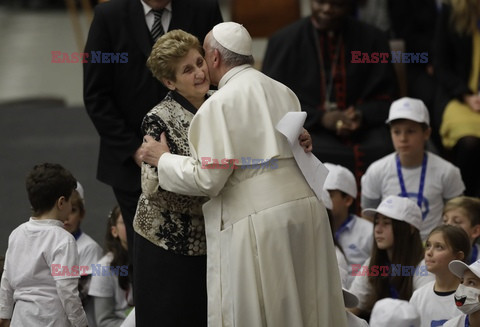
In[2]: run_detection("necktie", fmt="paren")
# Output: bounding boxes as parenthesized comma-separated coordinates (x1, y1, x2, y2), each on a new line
(151, 9, 165, 42)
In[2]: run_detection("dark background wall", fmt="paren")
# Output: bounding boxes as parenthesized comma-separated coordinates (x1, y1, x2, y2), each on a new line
(0, 99, 116, 255)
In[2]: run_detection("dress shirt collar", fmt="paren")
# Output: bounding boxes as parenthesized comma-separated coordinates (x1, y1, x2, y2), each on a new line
(140, 0, 172, 16)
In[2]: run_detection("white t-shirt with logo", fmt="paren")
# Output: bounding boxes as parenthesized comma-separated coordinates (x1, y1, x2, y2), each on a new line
(409, 280, 462, 327)
(361, 151, 465, 239)
(337, 215, 373, 267)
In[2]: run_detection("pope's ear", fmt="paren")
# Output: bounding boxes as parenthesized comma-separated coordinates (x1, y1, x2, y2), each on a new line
(212, 49, 221, 67)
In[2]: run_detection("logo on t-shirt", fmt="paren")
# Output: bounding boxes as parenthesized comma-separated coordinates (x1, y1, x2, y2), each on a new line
(399, 192, 430, 220)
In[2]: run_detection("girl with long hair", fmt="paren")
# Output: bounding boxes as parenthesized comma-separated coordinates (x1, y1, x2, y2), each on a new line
(349, 195, 434, 318)
(88, 205, 133, 326)
(410, 225, 470, 326)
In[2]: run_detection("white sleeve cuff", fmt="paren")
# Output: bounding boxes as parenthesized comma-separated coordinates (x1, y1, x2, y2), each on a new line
(0, 273, 13, 319)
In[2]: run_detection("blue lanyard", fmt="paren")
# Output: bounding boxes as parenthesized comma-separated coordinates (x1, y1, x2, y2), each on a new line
(465, 315, 470, 327)
(395, 153, 428, 210)
(335, 215, 354, 241)
(471, 246, 478, 264)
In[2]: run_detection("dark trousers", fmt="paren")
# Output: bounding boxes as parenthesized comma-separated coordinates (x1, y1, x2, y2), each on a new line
(134, 232, 207, 327)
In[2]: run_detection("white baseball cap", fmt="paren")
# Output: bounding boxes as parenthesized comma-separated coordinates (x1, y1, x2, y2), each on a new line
(323, 163, 357, 198)
(449, 259, 480, 279)
(76, 181, 85, 204)
(321, 188, 333, 210)
(362, 195, 422, 231)
(370, 298, 420, 327)
(212, 22, 252, 56)
(339, 267, 358, 308)
(386, 97, 430, 126)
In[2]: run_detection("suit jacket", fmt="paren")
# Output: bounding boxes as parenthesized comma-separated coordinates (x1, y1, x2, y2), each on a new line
(262, 17, 396, 132)
(83, 0, 222, 191)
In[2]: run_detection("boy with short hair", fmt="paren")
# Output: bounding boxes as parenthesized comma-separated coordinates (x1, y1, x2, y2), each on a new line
(443, 196, 480, 264)
(324, 163, 373, 269)
(0, 163, 87, 327)
(361, 97, 465, 240)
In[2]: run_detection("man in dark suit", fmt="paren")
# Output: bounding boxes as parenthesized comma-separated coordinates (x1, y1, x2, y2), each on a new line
(83, 0, 222, 318)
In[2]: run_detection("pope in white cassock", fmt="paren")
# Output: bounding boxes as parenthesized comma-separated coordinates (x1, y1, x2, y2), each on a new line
(145, 22, 347, 327)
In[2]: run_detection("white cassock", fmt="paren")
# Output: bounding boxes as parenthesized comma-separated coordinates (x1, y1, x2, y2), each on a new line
(157, 64, 347, 327)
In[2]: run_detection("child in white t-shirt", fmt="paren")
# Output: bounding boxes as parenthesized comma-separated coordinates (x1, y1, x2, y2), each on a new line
(0, 163, 87, 327)
(443, 196, 480, 265)
(64, 182, 103, 327)
(88, 205, 133, 326)
(361, 97, 465, 240)
(410, 225, 470, 326)
(349, 195, 434, 318)
(443, 260, 480, 326)
(324, 163, 373, 269)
